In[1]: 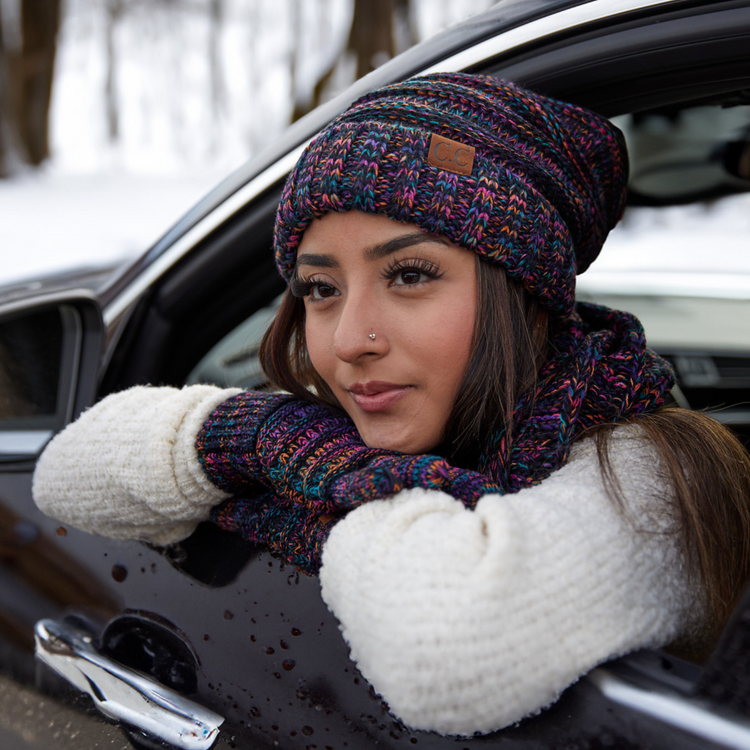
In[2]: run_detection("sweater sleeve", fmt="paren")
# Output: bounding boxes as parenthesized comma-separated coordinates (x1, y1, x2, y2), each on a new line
(33, 385, 241, 545)
(318, 426, 704, 736)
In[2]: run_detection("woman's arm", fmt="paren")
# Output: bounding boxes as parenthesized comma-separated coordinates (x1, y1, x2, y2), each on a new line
(319, 426, 704, 736)
(32, 385, 495, 565)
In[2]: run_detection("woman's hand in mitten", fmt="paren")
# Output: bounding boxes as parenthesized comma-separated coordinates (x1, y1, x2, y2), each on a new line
(198, 393, 381, 507)
(201, 393, 503, 572)
(326, 452, 503, 511)
(210, 452, 502, 574)
(201, 392, 501, 512)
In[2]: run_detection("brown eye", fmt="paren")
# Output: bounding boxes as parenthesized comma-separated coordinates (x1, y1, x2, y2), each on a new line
(394, 269, 428, 286)
(383, 257, 443, 286)
(311, 282, 339, 300)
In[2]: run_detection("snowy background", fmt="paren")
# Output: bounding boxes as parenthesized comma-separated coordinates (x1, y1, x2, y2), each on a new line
(1, 0, 749, 295)
(0, 0, 496, 285)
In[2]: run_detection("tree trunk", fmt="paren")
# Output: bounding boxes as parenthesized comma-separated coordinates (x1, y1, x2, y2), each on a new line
(292, 0, 416, 123)
(289, 0, 302, 120)
(348, 0, 395, 80)
(17, 0, 62, 165)
(208, 0, 224, 117)
(0, 9, 19, 177)
(104, 0, 122, 144)
(393, 0, 417, 51)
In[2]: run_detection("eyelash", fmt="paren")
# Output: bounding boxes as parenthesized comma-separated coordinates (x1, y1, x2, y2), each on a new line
(290, 257, 444, 300)
(381, 257, 444, 285)
(290, 276, 317, 298)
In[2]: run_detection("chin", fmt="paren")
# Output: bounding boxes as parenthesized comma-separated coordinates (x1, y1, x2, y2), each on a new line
(358, 427, 439, 456)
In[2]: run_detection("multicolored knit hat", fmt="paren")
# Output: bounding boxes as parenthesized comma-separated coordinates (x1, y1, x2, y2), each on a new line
(273, 73, 628, 316)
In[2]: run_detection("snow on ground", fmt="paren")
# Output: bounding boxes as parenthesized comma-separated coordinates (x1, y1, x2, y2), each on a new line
(0, 166, 229, 285)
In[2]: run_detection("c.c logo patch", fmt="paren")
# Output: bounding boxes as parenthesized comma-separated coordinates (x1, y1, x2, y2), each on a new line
(427, 133, 475, 176)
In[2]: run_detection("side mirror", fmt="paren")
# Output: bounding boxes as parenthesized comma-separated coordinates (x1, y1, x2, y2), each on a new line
(0, 292, 104, 462)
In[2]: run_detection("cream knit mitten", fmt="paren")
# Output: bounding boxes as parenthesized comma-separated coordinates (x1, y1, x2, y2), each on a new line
(32, 385, 240, 545)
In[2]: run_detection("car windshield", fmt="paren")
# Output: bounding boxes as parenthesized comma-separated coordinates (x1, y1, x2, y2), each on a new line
(578, 103, 750, 353)
(578, 196, 750, 353)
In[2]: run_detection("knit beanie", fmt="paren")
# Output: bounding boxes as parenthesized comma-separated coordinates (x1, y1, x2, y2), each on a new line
(273, 73, 628, 316)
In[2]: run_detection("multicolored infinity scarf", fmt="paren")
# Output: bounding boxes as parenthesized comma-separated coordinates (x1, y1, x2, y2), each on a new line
(200, 303, 674, 574)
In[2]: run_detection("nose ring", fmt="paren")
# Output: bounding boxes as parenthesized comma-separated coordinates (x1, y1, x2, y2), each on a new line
(369, 333, 376, 340)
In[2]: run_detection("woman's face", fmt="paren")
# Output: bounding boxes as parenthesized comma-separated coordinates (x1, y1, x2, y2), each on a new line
(295, 211, 477, 454)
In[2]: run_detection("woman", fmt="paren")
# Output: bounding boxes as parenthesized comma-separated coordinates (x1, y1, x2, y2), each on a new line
(33, 74, 750, 735)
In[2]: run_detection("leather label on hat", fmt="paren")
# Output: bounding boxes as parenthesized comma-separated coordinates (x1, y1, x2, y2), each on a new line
(427, 133, 475, 176)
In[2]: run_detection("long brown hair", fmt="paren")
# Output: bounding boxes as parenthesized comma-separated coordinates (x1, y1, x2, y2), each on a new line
(439, 258, 549, 468)
(260, 256, 750, 643)
(587, 410, 750, 643)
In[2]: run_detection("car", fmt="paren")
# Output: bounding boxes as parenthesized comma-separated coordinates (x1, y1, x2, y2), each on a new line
(2, 0, 750, 747)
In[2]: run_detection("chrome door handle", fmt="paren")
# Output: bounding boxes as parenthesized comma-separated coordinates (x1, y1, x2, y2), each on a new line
(35, 618, 224, 750)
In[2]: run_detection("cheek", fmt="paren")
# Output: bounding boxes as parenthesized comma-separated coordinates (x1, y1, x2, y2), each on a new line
(305, 319, 331, 379)
(417, 295, 476, 388)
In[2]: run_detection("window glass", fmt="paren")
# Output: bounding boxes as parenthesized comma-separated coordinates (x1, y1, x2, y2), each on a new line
(185, 297, 281, 389)
(0, 309, 62, 430)
(581, 101, 750, 353)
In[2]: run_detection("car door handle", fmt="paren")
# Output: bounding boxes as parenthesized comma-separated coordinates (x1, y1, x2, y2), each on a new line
(35, 618, 224, 750)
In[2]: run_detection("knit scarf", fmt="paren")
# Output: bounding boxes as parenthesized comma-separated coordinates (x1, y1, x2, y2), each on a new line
(200, 303, 674, 574)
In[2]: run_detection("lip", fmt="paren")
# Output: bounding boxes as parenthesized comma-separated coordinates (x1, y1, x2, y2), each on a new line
(348, 381, 412, 413)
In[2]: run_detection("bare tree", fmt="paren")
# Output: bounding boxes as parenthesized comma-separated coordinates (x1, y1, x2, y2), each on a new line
(15, 0, 62, 164)
(0, 0, 62, 174)
(348, 0, 397, 80)
(289, 0, 303, 121)
(291, 0, 416, 123)
(208, 0, 224, 116)
(393, 0, 417, 52)
(104, 0, 123, 143)
(0, 10, 18, 177)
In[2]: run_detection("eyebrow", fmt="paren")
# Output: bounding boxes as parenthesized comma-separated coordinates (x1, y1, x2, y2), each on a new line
(364, 233, 452, 261)
(295, 232, 452, 270)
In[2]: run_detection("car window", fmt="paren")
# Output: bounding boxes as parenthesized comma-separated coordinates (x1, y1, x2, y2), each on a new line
(617, 104, 750, 203)
(0, 309, 64, 456)
(0, 309, 62, 427)
(185, 296, 281, 390)
(578, 103, 750, 353)
(576, 290, 750, 353)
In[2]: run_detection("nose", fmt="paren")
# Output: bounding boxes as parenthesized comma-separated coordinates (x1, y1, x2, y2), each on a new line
(333, 291, 388, 363)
